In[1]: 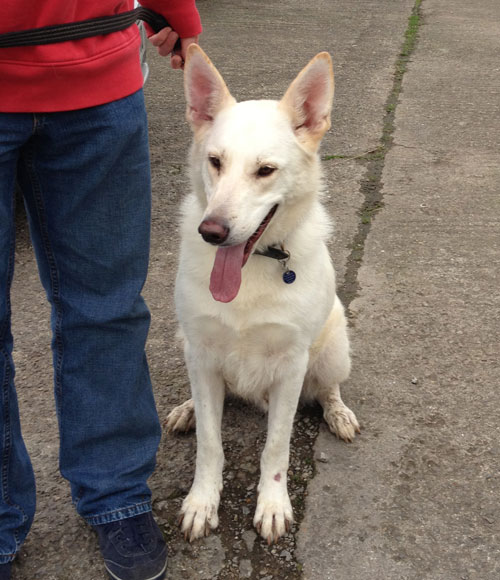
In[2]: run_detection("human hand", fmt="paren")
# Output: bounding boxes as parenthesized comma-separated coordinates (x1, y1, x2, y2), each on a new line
(148, 27, 199, 69)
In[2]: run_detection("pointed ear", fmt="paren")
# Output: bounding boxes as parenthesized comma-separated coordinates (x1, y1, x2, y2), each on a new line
(184, 44, 236, 132)
(279, 52, 334, 152)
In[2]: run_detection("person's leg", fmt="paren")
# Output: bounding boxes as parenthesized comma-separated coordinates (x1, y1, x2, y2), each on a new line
(17, 91, 162, 525)
(0, 113, 37, 564)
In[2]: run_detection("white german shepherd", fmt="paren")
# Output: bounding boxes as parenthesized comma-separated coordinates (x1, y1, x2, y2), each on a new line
(166, 45, 360, 544)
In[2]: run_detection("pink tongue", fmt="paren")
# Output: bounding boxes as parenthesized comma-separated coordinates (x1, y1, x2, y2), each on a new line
(209, 242, 246, 302)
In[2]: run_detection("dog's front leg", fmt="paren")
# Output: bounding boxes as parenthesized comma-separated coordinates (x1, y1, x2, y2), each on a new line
(254, 354, 308, 544)
(179, 347, 225, 542)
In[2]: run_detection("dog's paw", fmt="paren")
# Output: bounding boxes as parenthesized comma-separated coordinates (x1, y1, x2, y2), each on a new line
(253, 489, 293, 544)
(165, 399, 195, 433)
(323, 402, 360, 443)
(179, 490, 220, 542)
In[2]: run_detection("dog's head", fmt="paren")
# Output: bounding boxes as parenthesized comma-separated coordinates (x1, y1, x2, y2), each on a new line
(183, 45, 334, 302)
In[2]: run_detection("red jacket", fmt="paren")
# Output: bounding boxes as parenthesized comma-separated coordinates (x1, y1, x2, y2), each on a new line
(0, 1, 202, 112)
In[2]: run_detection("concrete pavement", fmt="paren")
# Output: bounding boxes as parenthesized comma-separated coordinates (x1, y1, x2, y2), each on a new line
(11, 0, 500, 578)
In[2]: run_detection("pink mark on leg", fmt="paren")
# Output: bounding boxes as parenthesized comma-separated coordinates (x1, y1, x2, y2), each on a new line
(274, 473, 281, 482)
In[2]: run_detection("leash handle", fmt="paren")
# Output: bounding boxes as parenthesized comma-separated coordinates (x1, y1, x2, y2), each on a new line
(0, 7, 180, 50)
(137, 7, 182, 53)
(137, 7, 170, 33)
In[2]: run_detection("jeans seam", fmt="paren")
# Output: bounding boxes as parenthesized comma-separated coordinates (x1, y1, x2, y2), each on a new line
(23, 143, 65, 418)
(85, 500, 152, 526)
(1, 192, 28, 553)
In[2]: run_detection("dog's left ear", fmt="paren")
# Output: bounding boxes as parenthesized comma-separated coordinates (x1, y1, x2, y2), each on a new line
(279, 52, 334, 152)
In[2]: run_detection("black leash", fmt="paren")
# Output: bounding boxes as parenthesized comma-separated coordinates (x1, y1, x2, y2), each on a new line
(0, 7, 176, 48)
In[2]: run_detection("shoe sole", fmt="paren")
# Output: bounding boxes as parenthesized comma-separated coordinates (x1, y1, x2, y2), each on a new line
(105, 560, 167, 580)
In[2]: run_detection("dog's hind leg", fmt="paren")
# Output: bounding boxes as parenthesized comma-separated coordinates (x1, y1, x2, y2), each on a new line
(316, 383, 360, 442)
(165, 398, 196, 433)
(306, 297, 360, 442)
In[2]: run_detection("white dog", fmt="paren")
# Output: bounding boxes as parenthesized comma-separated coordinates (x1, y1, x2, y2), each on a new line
(166, 45, 360, 544)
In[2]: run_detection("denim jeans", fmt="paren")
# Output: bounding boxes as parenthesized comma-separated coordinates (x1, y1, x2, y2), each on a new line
(0, 90, 162, 563)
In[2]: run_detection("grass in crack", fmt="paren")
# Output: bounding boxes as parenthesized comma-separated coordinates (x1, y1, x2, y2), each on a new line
(401, 0, 422, 59)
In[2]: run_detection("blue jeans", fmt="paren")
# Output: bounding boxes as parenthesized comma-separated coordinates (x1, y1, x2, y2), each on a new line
(0, 90, 162, 563)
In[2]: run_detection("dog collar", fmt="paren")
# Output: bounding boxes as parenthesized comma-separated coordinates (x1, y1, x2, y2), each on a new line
(254, 246, 296, 284)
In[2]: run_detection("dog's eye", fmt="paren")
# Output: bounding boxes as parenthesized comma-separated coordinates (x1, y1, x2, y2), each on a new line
(209, 156, 221, 171)
(257, 165, 276, 177)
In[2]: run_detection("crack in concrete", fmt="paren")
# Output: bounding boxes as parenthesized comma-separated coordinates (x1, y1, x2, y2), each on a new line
(338, 0, 424, 312)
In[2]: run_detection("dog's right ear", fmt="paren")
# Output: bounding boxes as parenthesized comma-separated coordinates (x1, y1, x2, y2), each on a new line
(184, 45, 236, 132)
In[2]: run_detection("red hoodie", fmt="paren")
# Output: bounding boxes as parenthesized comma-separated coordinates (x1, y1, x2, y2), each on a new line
(0, 0, 202, 112)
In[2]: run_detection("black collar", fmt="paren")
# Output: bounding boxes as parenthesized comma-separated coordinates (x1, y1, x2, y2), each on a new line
(254, 246, 290, 261)
(254, 246, 296, 284)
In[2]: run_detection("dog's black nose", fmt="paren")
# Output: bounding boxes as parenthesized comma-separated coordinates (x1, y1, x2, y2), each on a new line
(198, 219, 230, 245)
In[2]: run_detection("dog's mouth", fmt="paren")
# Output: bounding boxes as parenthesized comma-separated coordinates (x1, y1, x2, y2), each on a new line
(243, 204, 278, 266)
(209, 204, 278, 303)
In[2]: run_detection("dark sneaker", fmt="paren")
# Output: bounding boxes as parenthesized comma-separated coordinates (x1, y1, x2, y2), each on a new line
(0, 563, 11, 580)
(94, 512, 167, 580)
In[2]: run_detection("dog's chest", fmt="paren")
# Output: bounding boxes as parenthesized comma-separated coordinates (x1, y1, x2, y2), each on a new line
(192, 316, 307, 404)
